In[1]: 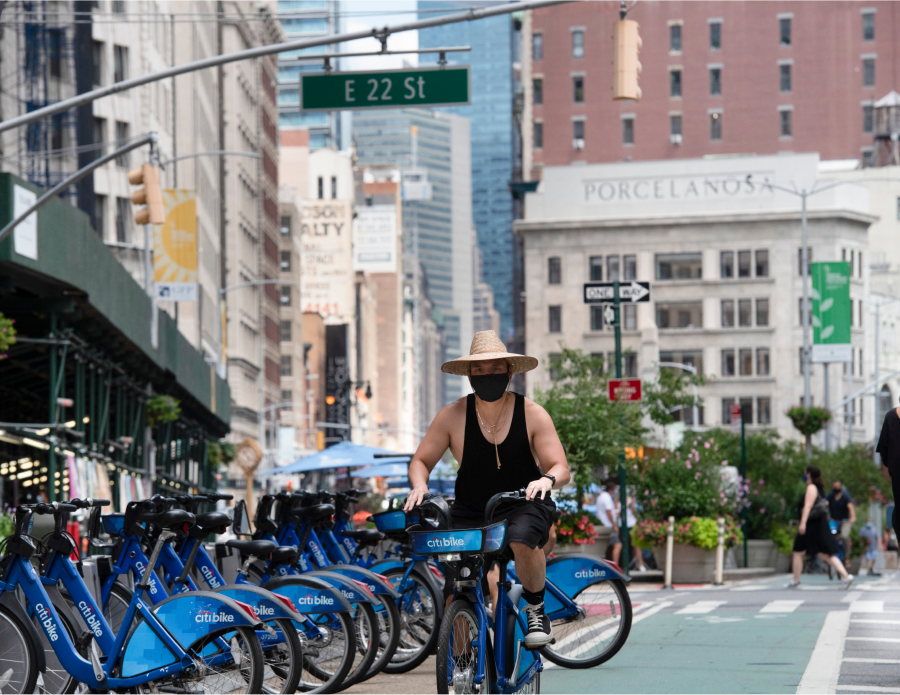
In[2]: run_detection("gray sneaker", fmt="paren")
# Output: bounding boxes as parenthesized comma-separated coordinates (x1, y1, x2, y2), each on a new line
(785, 581, 801, 589)
(842, 574, 855, 590)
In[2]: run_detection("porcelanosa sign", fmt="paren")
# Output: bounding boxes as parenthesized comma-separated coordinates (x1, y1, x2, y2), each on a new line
(582, 171, 776, 204)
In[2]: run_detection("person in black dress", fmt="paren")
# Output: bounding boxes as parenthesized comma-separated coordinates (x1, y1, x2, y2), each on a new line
(788, 465, 854, 589)
(877, 405, 900, 542)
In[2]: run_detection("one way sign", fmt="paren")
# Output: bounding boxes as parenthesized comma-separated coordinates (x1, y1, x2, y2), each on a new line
(583, 281, 651, 304)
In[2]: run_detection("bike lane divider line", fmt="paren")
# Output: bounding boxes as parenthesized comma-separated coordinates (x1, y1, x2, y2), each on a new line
(675, 601, 727, 614)
(761, 601, 804, 613)
(797, 610, 850, 695)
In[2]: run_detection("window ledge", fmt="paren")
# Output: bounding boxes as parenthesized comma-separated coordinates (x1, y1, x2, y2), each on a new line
(654, 277, 775, 286)
(711, 376, 777, 383)
(658, 327, 775, 335)
(582, 331, 642, 339)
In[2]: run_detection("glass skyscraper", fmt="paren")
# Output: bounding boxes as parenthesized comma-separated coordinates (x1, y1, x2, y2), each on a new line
(417, 2, 517, 341)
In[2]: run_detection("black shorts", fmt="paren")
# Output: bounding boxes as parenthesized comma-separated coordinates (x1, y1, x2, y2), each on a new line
(449, 499, 556, 551)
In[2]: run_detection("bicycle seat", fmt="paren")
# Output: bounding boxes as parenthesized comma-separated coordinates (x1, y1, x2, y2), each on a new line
(271, 545, 299, 564)
(194, 511, 231, 531)
(226, 539, 277, 558)
(341, 529, 384, 545)
(292, 503, 334, 521)
(138, 509, 195, 531)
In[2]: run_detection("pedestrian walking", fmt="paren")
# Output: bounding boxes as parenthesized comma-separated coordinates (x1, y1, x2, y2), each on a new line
(617, 493, 647, 572)
(826, 479, 856, 557)
(787, 465, 854, 589)
(597, 480, 622, 566)
(876, 405, 900, 545)
(859, 519, 881, 577)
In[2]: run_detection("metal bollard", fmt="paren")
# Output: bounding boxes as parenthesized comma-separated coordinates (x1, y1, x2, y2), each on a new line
(714, 517, 725, 585)
(663, 515, 675, 589)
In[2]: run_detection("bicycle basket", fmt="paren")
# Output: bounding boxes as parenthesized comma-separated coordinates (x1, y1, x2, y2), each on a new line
(101, 513, 125, 536)
(371, 509, 407, 532)
(410, 521, 507, 558)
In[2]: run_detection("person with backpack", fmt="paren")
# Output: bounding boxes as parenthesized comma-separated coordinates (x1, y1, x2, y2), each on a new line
(787, 465, 854, 589)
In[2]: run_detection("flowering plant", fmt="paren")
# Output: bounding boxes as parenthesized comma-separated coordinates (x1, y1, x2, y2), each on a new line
(633, 515, 743, 550)
(556, 507, 600, 546)
(0, 312, 16, 359)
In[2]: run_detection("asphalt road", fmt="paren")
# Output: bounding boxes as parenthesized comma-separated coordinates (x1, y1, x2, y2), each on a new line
(346, 570, 900, 694)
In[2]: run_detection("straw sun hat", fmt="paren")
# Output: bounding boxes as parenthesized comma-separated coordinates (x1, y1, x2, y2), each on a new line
(441, 330, 539, 376)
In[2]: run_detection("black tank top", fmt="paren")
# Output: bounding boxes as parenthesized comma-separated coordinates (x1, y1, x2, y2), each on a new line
(453, 393, 550, 514)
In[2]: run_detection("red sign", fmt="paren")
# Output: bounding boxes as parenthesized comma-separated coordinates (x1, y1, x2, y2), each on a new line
(608, 379, 642, 402)
(729, 403, 743, 433)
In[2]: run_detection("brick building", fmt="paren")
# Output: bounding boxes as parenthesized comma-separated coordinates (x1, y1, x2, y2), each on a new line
(522, 1, 900, 178)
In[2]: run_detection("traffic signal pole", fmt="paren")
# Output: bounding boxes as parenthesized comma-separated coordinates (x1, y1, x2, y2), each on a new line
(613, 279, 630, 574)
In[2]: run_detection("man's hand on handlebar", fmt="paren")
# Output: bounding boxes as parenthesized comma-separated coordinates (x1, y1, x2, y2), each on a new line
(403, 485, 430, 512)
(524, 476, 553, 501)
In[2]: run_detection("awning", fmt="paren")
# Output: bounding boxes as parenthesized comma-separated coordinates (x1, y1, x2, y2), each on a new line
(265, 440, 409, 475)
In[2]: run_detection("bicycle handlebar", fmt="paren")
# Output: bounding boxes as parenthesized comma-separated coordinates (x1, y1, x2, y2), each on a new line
(485, 489, 529, 525)
(69, 498, 110, 509)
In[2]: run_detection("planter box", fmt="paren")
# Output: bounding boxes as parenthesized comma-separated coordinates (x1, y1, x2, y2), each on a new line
(735, 539, 776, 569)
(774, 553, 792, 573)
(558, 525, 610, 560)
(885, 551, 899, 570)
(653, 543, 720, 584)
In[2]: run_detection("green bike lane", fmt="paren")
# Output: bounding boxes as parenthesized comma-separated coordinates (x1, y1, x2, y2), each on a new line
(542, 609, 827, 694)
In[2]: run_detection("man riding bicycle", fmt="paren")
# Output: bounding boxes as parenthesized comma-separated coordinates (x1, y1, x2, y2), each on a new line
(404, 330, 571, 647)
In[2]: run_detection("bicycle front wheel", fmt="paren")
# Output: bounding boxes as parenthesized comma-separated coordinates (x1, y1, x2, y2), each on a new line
(540, 578, 632, 669)
(435, 599, 494, 695)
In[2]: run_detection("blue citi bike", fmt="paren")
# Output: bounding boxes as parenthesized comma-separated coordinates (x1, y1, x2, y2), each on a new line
(1, 498, 268, 694)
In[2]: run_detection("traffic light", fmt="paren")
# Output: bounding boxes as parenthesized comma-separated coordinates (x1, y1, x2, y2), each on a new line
(128, 163, 164, 225)
(613, 19, 642, 101)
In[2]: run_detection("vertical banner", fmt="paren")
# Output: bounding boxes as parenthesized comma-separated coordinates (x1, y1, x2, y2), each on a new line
(325, 324, 349, 446)
(811, 261, 852, 362)
(353, 205, 398, 273)
(154, 189, 198, 301)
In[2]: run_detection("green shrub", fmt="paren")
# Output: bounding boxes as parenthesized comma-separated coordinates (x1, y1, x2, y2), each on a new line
(787, 406, 832, 437)
(769, 524, 794, 555)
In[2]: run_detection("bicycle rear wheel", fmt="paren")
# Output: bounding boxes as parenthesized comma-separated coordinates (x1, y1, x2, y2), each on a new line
(0, 603, 38, 694)
(298, 611, 356, 693)
(360, 594, 400, 682)
(336, 601, 378, 691)
(436, 599, 493, 694)
(539, 578, 632, 669)
(382, 568, 440, 674)
(262, 618, 303, 694)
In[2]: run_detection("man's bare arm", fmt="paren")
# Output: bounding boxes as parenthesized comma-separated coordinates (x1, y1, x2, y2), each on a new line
(523, 402, 571, 501)
(404, 405, 453, 511)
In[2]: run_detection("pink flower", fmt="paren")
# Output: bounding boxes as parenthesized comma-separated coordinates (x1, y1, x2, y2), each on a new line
(661, 458, 667, 463)
(721, 460, 728, 466)
(686, 462, 692, 469)
(704, 442, 711, 449)
(760, 508, 766, 514)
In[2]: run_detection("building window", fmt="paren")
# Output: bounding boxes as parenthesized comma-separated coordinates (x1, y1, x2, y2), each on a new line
(281, 390, 292, 409)
(799, 297, 811, 325)
(758, 397, 771, 425)
(739, 348, 753, 376)
(657, 301, 702, 329)
(779, 17, 791, 46)
(755, 250, 769, 277)
(863, 148, 875, 167)
(331, 176, 337, 199)
(590, 305, 604, 331)
(721, 397, 735, 424)
(280, 215, 291, 236)
(280, 320, 291, 342)
(317, 176, 324, 199)
(858, 251, 863, 278)
(738, 299, 752, 327)
(589, 256, 603, 281)
(740, 397, 754, 425)
(670, 70, 682, 98)
(92, 40, 103, 86)
(573, 119, 585, 142)
(624, 352, 638, 378)
(721, 250, 734, 278)
(623, 254, 636, 281)
(94, 194, 106, 236)
(113, 45, 127, 82)
(660, 350, 704, 376)
(573, 76, 584, 103)
(710, 112, 722, 140)
(280, 251, 291, 272)
(92, 117, 106, 159)
(533, 78, 543, 105)
(622, 117, 634, 145)
(548, 256, 561, 284)
(656, 252, 702, 280)
(756, 298, 769, 326)
(549, 352, 562, 381)
(670, 24, 682, 52)
(757, 348, 770, 376)
(864, 104, 874, 133)
(623, 304, 637, 330)
(863, 11, 875, 41)
(671, 114, 683, 139)
(532, 33, 543, 60)
(572, 30, 584, 58)
(721, 300, 734, 327)
(738, 249, 751, 277)
(280, 286, 291, 306)
(549, 305, 562, 333)
(533, 122, 543, 149)
(780, 64, 791, 92)
(112, 0, 125, 13)
(607, 255, 620, 282)
(780, 109, 793, 138)
(709, 67, 722, 96)
(721, 350, 735, 377)
(859, 298, 864, 327)
(798, 247, 813, 275)
(115, 197, 129, 243)
(710, 21, 721, 50)
(115, 121, 129, 167)
(863, 58, 875, 87)
(280, 355, 292, 377)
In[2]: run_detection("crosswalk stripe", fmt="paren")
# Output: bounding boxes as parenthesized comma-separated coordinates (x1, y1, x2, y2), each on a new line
(851, 619, 900, 625)
(835, 687, 900, 693)
(760, 600, 803, 613)
(846, 637, 900, 643)
(843, 658, 900, 664)
(842, 592, 863, 603)
(849, 601, 885, 613)
(675, 601, 727, 614)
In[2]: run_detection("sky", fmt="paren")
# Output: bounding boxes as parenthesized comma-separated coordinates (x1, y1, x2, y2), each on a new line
(341, 0, 420, 71)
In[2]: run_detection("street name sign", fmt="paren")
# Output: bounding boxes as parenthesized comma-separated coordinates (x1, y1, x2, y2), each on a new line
(810, 261, 852, 363)
(608, 379, 642, 402)
(583, 281, 651, 304)
(300, 66, 470, 112)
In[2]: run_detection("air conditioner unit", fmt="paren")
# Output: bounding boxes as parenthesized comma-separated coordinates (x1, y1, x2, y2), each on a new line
(572, 138, 585, 150)
(670, 133, 683, 145)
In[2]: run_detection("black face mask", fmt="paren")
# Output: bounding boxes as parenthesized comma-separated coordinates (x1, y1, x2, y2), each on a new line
(470, 373, 510, 402)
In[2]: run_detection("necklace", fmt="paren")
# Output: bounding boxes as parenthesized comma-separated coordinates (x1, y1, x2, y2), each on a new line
(474, 392, 510, 470)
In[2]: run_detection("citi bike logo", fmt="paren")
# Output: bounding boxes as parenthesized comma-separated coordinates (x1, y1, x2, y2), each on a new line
(309, 541, 327, 566)
(297, 554, 310, 571)
(574, 568, 607, 579)
(35, 604, 58, 642)
(201, 564, 222, 588)
(426, 536, 465, 549)
(295, 594, 335, 607)
(78, 601, 103, 637)
(134, 561, 160, 594)
(195, 610, 235, 624)
(342, 538, 356, 554)
(257, 604, 275, 617)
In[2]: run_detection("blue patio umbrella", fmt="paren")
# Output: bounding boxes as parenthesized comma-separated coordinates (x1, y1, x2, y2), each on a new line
(265, 440, 409, 476)
(352, 462, 409, 479)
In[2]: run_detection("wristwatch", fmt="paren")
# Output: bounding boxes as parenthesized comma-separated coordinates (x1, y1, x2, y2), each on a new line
(541, 473, 556, 487)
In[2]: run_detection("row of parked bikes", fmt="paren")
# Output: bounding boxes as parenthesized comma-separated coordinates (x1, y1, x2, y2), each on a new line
(0, 487, 633, 693)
